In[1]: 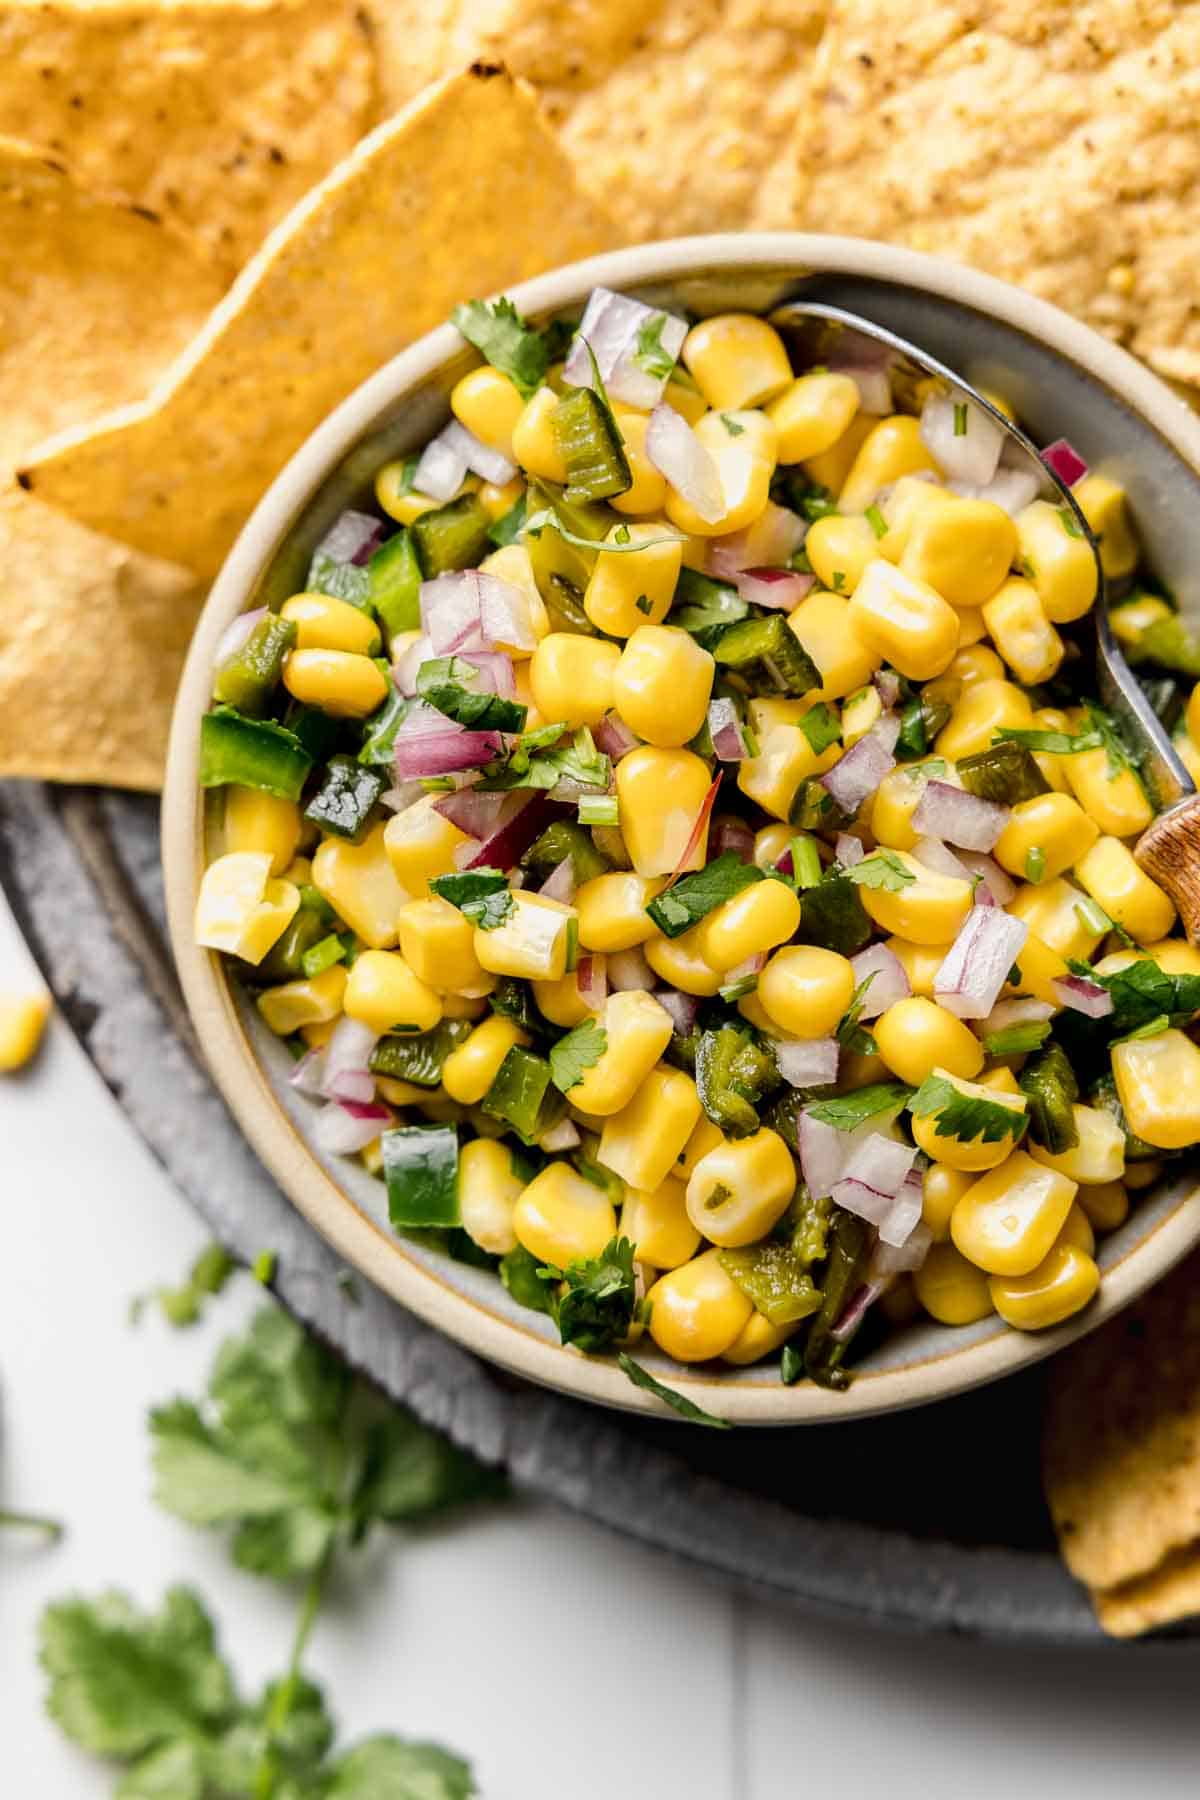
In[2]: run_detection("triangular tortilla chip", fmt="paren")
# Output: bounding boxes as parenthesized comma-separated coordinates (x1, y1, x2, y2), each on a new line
(0, 0, 374, 272)
(21, 64, 621, 581)
(1093, 1541, 1200, 1639)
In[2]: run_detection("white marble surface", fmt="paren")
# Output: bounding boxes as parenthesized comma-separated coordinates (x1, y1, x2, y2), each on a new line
(4, 887, 1200, 1797)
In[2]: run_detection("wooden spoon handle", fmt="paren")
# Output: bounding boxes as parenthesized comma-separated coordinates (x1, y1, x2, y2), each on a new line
(1135, 794, 1200, 944)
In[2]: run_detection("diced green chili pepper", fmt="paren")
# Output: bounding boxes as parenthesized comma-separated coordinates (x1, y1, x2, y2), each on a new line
(797, 870, 873, 957)
(786, 1187, 836, 1268)
(199, 707, 312, 801)
(306, 550, 372, 607)
(358, 681, 410, 766)
(211, 614, 297, 716)
(284, 702, 342, 765)
(410, 492, 491, 577)
(488, 491, 527, 548)
(366, 529, 423, 636)
(957, 739, 1050, 804)
(718, 1242, 821, 1326)
(695, 1025, 780, 1138)
(382, 1123, 460, 1229)
(304, 754, 384, 839)
(520, 819, 610, 885)
(249, 907, 330, 985)
(553, 388, 631, 503)
(803, 1209, 869, 1391)
(1018, 1041, 1080, 1154)
(669, 568, 750, 646)
(489, 976, 544, 1036)
(894, 691, 954, 762)
(499, 1243, 557, 1315)
(1114, 595, 1200, 678)
(369, 1019, 474, 1088)
(713, 613, 821, 696)
(300, 933, 346, 979)
(482, 1045, 556, 1141)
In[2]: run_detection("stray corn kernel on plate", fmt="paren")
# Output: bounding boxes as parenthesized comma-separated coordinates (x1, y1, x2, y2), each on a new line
(169, 240, 1200, 1426)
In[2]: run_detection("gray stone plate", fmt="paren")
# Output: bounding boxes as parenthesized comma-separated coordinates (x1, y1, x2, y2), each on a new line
(1, 777, 1173, 1646)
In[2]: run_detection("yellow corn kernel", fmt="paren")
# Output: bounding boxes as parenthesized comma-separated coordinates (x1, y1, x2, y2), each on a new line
(875, 473, 951, 562)
(300, 1016, 340, 1050)
(343, 949, 442, 1034)
(696, 879, 802, 973)
(988, 1243, 1100, 1331)
(982, 578, 1065, 685)
(923, 1163, 974, 1241)
(685, 1127, 796, 1248)
(256, 965, 348, 1036)
(195, 852, 300, 965)
(1073, 474, 1139, 579)
(442, 990, 495, 1019)
(1123, 1158, 1163, 1191)
(757, 945, 855, 1039)
(914, 1241, 995, 1326)
(1113, 594, 1172, 660)
(647, 1247, 754, 1362)
(1074, 837, 1176, 944)
(900, 497, 1018, 608)
(395, 896, 486, 991)
(839, 415, 938, 513)
(598, 1066, 702, 1192)
(1064, 749, 1154, 837)
(663, 409, 777, 538)
(1015, 499, 1098, 623)
(570, 989, 674, 1116)
(979, 1066, 1022, 1096)
(1004, 931, 1071, 1009)
(374, 462, 478, 524)
(722, 1311, 801, 1365)
(1145, 938, 1200, 979)
(873, 997, 984, 1085)
(511, 385, 568, 481)
(951, 1151, 1077, 1276)
(450, 364, 524, 456)
(473, 892, 575, 982)
(839, 684, 882, 746)
(621, 1174, 702, 1270)
(847, 560, 959, 683)
(383, 796, 469, 899)
(314, 822, 409, 948)
(1057, 1203, 1096, 1256)
(885, 935, 952, 999)
(675, 1115, 725, 1180)
(0, 991, 50, 1073)
(752, 822, 794, 870)
(947, 644, 1006, 688)
(533, 966, 599, 1027)
(804, 513, 879, 597)
(224, 786, 301, 877)
(879, 1277, 921, 1328)
(584, 520, 684, 635)
(610, 406, 668, 516)
(661, 373, 709, 427)
(612, 625, 714, 748)
(616, 745, 712, 877)
(456, 1138, 523, 1255)
(993, 793, 1100, 887)
(576, 871, 661, 952)
(764, 370, 861, 461)
(513, 1160, 617, 1266)
(280, 592, 380, 656)
(1185, 680, 1200, 750)
(871, 763, 959, 854)
(442, 1016, 528, 1106)
(737, 991, 782, 1036)
(787, 587, 880, 701)
(802, 411, 875, 495)
(644, 926, 724, 997)
(736, 719, 839, 822)
(682, 312, 792, 410)
(935, 678, 1034, 760)
(529, 632, 620, 728)
(282, 648, 387, 718)
(857, 851, 973, 946)
(1112, 1028, 1200, 1150)
(911, 1070, 1028, 1172)
(1076, 1179, 1129, 1234)
(478, 475, 524, 521)
(955, 607, 988, 648)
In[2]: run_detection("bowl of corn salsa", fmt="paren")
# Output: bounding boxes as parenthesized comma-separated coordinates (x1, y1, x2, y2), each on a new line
(164, 235, 1200, 1424)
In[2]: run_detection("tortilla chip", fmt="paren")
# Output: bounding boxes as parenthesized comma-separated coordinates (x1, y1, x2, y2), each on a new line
(363, 0, 827, 237)
(1043, 1247, 1200, 1596)
(0, 0, 374, 271)
(796, 1, 1200, 382)
(19, 64, 621, 581)
(1092, 1540, 1200, 1639)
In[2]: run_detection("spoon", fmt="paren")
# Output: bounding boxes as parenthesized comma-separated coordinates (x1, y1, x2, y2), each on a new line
(768, 299, 1200, 941)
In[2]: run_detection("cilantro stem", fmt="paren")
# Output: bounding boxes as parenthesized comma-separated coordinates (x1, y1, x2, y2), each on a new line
(0, 1507, 64, 1542)
(254, 1550, 331, 1800)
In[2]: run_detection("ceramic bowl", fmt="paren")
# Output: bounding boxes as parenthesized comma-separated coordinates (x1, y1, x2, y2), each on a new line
(163, 233, 1200, 1423)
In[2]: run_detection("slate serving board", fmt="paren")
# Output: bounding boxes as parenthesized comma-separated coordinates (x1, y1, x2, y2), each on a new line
(0, 777, 1161, 1646)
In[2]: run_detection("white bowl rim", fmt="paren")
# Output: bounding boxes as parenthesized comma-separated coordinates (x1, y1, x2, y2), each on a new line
(163, 231, 1200, 1424)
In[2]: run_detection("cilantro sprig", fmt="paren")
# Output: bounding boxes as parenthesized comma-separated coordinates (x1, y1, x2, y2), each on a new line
(429, 868, 515, 930)
(540, 1235, 639, 1353)
(907, 1073, 1028, 1145)
(450, 295, 548, 399)
(634, 312, 680, 381)
(415, 655, 527, 734)
(804, 1082, 913, 1132)
(548, 1017, 607, 1092)
(617, 1353, 731, 1428)
(645, 851, 764, 938)
(1070, 955, 1200, 1035)
(844, 850, 916, 892)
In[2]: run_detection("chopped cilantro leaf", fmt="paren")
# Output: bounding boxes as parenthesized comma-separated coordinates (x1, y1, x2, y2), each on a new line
(831, 570, 847, 592)
(908, 1073, 1028, 1144)
(645, 851, 764, 938)
(720, 412, 746, 436)
(634, 312, 679, 381)
(617, 1353, 731, 1428)
(1076, 956, 1200, 1034)
(953, 401, 968, 436)
(542, 1235, 637, 1353)
(805, 1082, 913, 1131)
(982, 1021, 1052, 1057)
(799, 701, 842, 755)
(1024, 845, 1046, 883)
(415, 655, 527, 733)
(865, 503, 888, 539)
(844, 850, 916, 892)
(450, 296, 548, 398)
(548, 1018, 608, 1092)
(1059, 507, 1083, 539)
(614, 522, 631, 544)
(635, 593, 653, 614)
(835, 973, 877, 1053)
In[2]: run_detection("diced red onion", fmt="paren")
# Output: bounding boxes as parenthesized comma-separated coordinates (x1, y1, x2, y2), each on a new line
(948, 466, 1041, 517)
(1042, 438, 1089, 488)
(315, 508, 383, 566)
(920, 389, 1005, 488)
(654, 988, 700, 1037)
(873, 668, 902, 711)
(976, 995, 1054, 1037)
(646, 404, 723, 524)
(849, 943, 911, 1017)
(576, 954, 607, 1010)
(835, 833, 866, 869)
(433, 789, 564, 871)
(441, 417, 517, 487)
(913, 836, 971, 881)
(912, 780, 1009, 852)
(956, 850, 1017, 906)
(934, 906, 1029, 1020)
(731, 567, 816, 611)
(869, 1219, 932, 1280)
(289, 1046, 328, 1096)
(327, 1068, 376, 1105)
(831, 1177, 905, 1236)
(593, 712, 639, 762)
(1051, 975, 1114, 1018)
(608, 946, 655, 991)
(841, 1133, 918, 1199)
(833, 1157, 925, 1248)
(539, 856, 577, 904)
(725, 951, 766, 989)
(454, 650, 516, 698)
(877, 1167, 925, 1248)
(831, 1280, 885, 1344)
(798, 1111, 848, 1201)
(379, 780, 426, 814)
(420, 570, 537, 655)
(434, 787, 518, 840)
(871, 712, 902, 756)
(708, 501, 807, 578)
(820, 728, 896, 814)
(664, 772, 722, 885)
(451, 837, 483, 869)
(562, 286, 688, 409)
(708, 697, 750, 762)
(711, 816, 755, 861)
(479, 576, 538, 652)
(320, 1016, 379, 1102)
(314, 1098, 392, 1155)
(213, 606, 267, 670)
(829, 351, 893, 415)
(775, 1037, 839, 1088)
(394, 703, 501, 778)
(413, 429, 468, 502)
(393, 632, 434, 695)
(539, 1116, 582, 1152)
